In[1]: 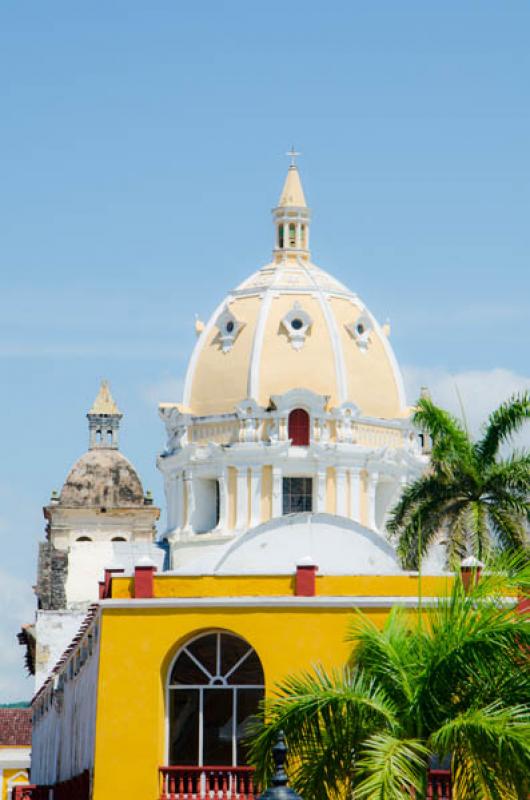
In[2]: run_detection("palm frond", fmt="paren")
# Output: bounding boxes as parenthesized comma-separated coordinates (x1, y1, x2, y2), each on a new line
(347, 608, 420, 712)
(476, 391, 530, 466)
(246, 666, 396, 791)
(430, 703, 530, 800)
(414, 397, 473, 464)
(487, 503, 529, 552)
(354, 732, 429, 800)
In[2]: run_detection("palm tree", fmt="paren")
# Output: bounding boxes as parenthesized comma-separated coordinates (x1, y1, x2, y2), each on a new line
(249, 557, 530, 799)
(387, 391, 530, 569)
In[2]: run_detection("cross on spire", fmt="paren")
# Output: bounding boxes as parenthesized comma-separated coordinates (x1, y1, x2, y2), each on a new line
(286, 146, 301, 167)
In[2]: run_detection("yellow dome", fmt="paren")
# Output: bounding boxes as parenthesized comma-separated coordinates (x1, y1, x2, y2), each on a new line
(183, 166, 407, 419)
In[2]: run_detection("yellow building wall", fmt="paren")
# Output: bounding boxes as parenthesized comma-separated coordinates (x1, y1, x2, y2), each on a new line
(260, 465, 272, 523)
(360, 470, 369, 526)
(110, 573, 450, 600)
(92, 572, 450, 800)
(326, 467, 336, 514)
(93, 606, 374, 800)
(1, 763, 30, 800)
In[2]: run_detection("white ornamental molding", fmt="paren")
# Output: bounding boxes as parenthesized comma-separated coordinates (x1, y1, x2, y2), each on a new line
(332, 402, 361, 443)
(159, 404, 191, 452)
(346, 313, 373, 353)
(280, 302, 313, 350)
(270, 387, 328, 414)
(215, 306, 245, 353)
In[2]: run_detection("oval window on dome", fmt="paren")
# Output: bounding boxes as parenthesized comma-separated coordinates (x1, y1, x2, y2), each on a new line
(356, 323, 365, 335)
(291, 318, 304, 331)
(226, 320, 234, 333)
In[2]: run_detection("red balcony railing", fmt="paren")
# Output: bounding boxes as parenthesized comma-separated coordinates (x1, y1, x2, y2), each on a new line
(426, 769, 452, 799)
(160, 766, 256, 800)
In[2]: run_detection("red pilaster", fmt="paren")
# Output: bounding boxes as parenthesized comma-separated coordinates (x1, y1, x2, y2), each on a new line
(134, 564, 157, 598)
(295, 563, 318, 596)
(102, 568, 124, 599)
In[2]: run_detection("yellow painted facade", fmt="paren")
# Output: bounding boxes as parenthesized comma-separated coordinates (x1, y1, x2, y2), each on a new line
(0, 753, 30, 800)
(92, 571, 447, 800)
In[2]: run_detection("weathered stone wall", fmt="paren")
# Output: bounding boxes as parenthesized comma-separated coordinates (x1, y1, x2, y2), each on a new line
(37, 542, 68, 610)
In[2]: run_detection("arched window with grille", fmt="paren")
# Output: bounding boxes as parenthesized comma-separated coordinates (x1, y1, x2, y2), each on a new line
(288, 408, 310, 446)
(167, 632, 264, 767)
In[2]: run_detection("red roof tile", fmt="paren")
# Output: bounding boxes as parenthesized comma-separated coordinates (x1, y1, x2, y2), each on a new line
(0, 708, 32, 746)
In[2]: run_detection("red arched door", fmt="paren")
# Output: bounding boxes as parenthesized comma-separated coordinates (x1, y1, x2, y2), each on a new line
(288, 408, 310, 446)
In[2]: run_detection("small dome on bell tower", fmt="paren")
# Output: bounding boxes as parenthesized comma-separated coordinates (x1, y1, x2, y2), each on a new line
(273, 148, 311, 259)
(87, 380, 123, 450)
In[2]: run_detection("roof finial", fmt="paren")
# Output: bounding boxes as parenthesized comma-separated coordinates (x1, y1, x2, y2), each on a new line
(286, 146, 301, 168)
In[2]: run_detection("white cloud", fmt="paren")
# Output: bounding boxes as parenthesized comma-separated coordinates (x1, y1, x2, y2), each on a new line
(0, 569, 35, 701)
(403, 366, 530, 444)
(142, 376, 185, 407)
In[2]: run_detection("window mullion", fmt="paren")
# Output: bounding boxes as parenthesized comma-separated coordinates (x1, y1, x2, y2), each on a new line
(233, 688, 237, 766)
(199, 688, 204, 767)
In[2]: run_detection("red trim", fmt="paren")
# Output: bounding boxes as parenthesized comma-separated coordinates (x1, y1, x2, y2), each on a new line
(295, 564, 318, 596)
(134, 565, 157, 598)
(460, 565, 482, 592)
(103, 568, 124, 600)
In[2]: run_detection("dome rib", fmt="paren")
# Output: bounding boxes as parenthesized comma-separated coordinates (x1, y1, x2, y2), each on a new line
(296, 256, 348, 405)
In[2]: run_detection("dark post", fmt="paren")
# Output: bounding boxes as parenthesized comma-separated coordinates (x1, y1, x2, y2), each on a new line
(257, 731, 302, 800)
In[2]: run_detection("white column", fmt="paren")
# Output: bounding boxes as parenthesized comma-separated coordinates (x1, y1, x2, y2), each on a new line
(217, 468, 228, 531)
(367, 470, 379, 531)
(183, 471, 195, 532)
(174, 473, 184, 530)
(336, 467, 347, 517)
(315, 470, 326, 513)
(236, 467, 248, 530)
(272, 466, 283, 518)
(349, 467, 361, 523)
(250, 466, 262, 528)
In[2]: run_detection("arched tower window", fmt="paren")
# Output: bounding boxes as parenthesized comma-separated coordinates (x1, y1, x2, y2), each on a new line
(288, 408, 310, 446)
(168, 632, 264, 767)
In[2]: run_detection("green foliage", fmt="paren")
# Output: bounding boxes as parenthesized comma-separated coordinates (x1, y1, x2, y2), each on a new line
(248, 556, 530, 799)
(387, 392, 530, 569)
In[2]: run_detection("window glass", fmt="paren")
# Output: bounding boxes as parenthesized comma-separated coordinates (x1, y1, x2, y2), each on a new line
(203, 688, 234, 765)
(170, 651, 210, 685)
(187, 634, 217, 676)
(282, 477, 313, 514)
(236, 689, 264, 765)
(227, 649, 264, 685)
(169, 690, 199, 765)
(168, 633, 265, 767)
(220, 634, 250, 676)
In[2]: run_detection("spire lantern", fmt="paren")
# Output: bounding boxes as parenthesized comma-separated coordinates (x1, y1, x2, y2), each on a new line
(273, 150, 311, 260)
(87, 380, 123, 450)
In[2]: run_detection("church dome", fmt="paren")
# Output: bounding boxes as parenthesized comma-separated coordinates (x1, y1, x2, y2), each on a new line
(59, 449, 145, 508)
(58, 381, 146, 509)
(183, 164, 407, 419)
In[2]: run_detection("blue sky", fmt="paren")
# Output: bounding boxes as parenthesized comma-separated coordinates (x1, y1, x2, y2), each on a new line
(1, 2, 529, 699)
